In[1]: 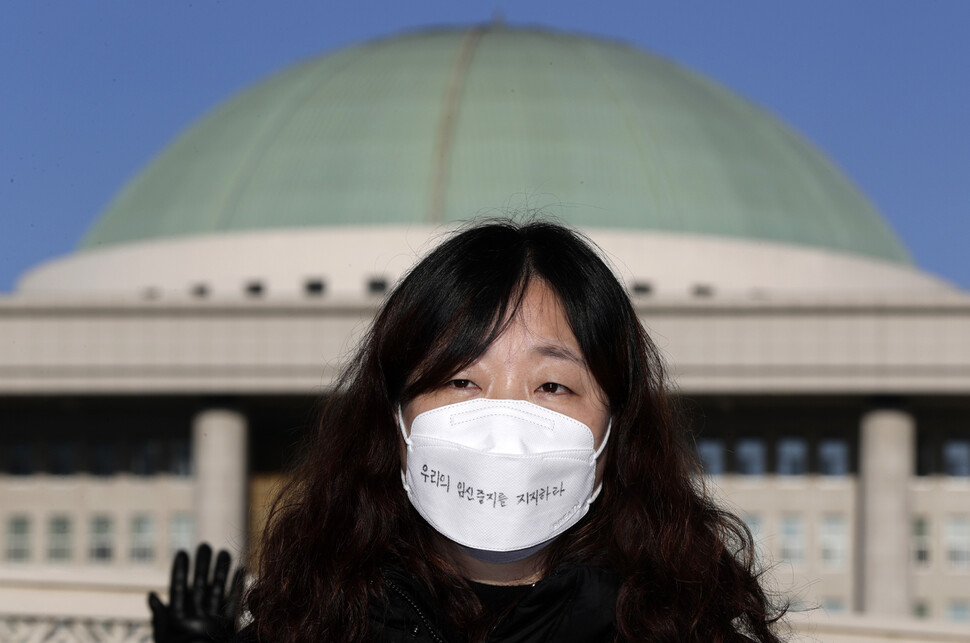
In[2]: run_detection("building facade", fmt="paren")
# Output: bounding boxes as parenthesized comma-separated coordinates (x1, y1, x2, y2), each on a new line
(2, 25, 968, 641)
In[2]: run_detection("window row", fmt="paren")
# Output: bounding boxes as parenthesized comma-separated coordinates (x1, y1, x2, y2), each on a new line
(627, 281, 716, 298)
(171, 276, 391, 300)
(914, 599, 970, 622)
(912, 515, 970, 570)
(918, 438, 970, 477)
(4, 513, 194, 564)
(697, 436, 851, 476)
(155, 277, 702, 301)
(744, 512, 849, 569)
(796, 596, 970, 621)
(698, 433, 970, 478)
(0, 438, 190, 476)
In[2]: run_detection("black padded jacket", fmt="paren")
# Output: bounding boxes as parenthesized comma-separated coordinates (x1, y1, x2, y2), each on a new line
(233, 563, 620, 642)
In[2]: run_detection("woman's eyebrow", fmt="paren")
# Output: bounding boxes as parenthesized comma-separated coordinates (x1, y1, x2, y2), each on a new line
(533, 344, 585, 365)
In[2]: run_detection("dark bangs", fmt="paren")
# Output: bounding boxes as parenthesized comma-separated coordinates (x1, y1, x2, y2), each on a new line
(377, 221, 533, 405)
(375, 219, 638, 413)
(520, 222, 640, 413)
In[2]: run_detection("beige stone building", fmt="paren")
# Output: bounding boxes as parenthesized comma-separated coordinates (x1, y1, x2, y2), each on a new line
(2, 26, 968, 642)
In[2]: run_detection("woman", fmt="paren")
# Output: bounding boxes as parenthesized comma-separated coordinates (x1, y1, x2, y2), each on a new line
(239, 220, 783, 642)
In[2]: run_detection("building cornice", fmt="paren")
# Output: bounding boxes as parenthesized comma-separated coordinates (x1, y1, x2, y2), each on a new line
(1, 295, 968, 395)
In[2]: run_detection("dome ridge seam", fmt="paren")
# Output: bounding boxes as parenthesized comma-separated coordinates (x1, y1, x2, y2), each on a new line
(428, 26, 486, 224)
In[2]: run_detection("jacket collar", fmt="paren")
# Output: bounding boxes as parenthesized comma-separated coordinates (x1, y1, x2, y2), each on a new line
(378, 563, 619, 642)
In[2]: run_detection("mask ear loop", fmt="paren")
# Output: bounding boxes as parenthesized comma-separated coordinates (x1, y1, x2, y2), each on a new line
(593, 419, 612, 460)
(397, 405, 413, 447)
(586, 418, 612, 505)
(397, 405, 413, 492)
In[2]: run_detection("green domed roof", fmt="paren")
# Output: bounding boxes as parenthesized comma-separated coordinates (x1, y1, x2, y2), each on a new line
(80, 26, 911, 265)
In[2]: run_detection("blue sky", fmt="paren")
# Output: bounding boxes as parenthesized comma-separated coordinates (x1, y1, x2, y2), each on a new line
(1, 1, 967, 292)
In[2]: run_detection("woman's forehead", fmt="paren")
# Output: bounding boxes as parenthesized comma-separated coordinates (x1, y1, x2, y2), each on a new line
(488, 281, 583, 359)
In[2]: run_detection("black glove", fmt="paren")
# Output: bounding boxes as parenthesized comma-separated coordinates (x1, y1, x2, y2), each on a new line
(148, 542, 244, 643)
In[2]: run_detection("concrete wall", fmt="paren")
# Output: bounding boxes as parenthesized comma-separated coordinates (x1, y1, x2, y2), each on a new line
(1, 296, 969, 394)
(17, 228, 953, 299)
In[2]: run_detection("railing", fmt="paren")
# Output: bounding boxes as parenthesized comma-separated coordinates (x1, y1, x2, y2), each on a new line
(0, 569, 161, 643)
(0, 616, 151, 643)
(3, 609, 970, 643)
(787, 611, 970, 643)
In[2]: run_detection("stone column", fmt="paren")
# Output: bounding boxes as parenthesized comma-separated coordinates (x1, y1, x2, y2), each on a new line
(859, 408, 914, 615)
(192, 409, 248, 557)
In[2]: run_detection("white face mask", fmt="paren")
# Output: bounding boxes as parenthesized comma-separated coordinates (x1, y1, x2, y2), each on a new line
(398, 398, 610, 560)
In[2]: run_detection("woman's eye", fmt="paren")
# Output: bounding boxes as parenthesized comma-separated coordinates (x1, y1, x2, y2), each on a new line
(539, 382, 569, 394)
(449, 379, 473, 389)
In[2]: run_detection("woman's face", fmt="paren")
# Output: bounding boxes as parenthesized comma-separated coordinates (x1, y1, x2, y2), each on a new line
(402, 280, 611, 449)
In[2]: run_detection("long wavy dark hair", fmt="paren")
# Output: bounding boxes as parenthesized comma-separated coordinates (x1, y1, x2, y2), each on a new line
(246, 219, 785, 642)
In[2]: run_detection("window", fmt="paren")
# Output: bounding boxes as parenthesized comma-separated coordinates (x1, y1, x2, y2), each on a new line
(822, 597, 846, 614)
(818, 438, 849, 476)
(47, 515, 72, 562)
(170, 439, 191, 476)
(245, 281, 264, 297)
(367, 277, 388, 295)
(5, 516, 31, 562)
(742, 513, 765, 563)
(947, 600, 970, 622)
(742, 513, 762, 540)
(943, 440, 970, 477)
(697, 438, 725, 475)
(131, 440, 162, 476)
(89, 442, 118, 477)
(913, 601, 930, 619)
(304, 278, 326, 296)
(779, 514, 805, 566)
(912, 516, 931, 567)
(945, 516, 970, 569)
(7, 442, 35, 475)
(170, 513, 195, 558)
(48, 442, 79, 475)
(735, 438, 766, 476)
(777, 437, 808, 476)
(89, 515, 114, 562)
(917, 435, 937, 477)
(130, 515, 155, 563)
(631, 281, 652, 296)
(819, 514, 847, 569)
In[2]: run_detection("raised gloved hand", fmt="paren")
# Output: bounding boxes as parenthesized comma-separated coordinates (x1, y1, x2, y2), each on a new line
(148, 543, 244, 643)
